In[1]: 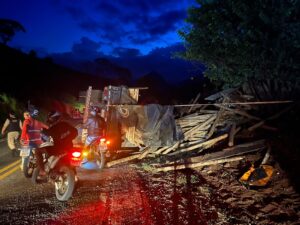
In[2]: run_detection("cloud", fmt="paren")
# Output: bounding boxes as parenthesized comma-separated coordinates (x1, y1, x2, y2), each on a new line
(71, 37, 101, 55)
(58, 0, 191, 48)
(138, 10, 187, 36)
(65, 6, 86, 20)
(50, 36, 203, 84)
(79, 19, 102, 33)
(51, 37, 103, 66)
(112, 47, 141, 57)
(110, 43, 201, 83)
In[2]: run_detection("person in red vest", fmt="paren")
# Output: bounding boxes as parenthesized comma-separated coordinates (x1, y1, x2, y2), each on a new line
(20, 111, 48, 146)
(20, 111, 48, 170)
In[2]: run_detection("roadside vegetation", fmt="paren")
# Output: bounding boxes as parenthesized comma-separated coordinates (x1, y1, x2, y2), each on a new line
(179, 0, 299, 97)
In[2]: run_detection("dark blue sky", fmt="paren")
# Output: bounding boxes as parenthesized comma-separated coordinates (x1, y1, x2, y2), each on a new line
(1, 0, 201, 83)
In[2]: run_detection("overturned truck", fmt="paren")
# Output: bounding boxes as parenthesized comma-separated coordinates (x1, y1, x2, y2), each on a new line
(79, 85, 180, 168)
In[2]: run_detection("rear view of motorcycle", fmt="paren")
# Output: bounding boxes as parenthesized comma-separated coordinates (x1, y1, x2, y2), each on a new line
(82, 136, 110, 170)
(30, 147, 82, 201)
(19, 145, 35, 178)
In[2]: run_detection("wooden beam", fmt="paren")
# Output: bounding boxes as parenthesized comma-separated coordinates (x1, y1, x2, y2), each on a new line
(155, 156, 244, 172)
(106, 154, 141, 167)
(169, 133, 228, 156)
(228, 123, 237, 147)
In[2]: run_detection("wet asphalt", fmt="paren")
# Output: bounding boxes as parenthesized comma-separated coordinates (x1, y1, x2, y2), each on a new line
(0, 139, 113, 225)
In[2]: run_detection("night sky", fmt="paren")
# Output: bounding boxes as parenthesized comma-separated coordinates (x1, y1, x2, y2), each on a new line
(1, 0, 200, 83)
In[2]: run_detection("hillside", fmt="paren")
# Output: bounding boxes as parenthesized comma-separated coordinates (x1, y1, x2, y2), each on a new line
(0, 44, 111, 102)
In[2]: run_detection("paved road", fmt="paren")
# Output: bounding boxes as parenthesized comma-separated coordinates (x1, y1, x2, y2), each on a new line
(0, 139, 21, 181)
(0, 140, 151, 225)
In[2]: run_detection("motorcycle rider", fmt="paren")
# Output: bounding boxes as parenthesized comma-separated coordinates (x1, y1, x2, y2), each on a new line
(35, 111, 78, 176)
(83, 106, 107, 147)
(20, 111, 49, 170)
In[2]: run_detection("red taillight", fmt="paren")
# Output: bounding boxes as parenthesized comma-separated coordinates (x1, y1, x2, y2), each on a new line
(70, 150, 82, 166)
(72, 151, 81, 158)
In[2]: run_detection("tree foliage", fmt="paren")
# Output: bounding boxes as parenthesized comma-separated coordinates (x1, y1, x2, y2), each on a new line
(179, 0, 300, 89)
(0, 19, 26, 45)
(0, 93, 25, 123)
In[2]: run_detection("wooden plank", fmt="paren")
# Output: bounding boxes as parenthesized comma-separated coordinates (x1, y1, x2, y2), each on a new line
(169, 133, 228, 156)
(138, 147, 158, 159)
(215, 105, 261, 121)
(187, 92, 201, 113)
(228, 123, 236, 147)
(205, 88, 237, 101)
(188, 139, 266, 163)
(162, 142, 180, 155)
(155, 156, 243, 172)
(184, 115, 216, 140)
(206, 104, 225, 139)
(106, 154, 141, 167)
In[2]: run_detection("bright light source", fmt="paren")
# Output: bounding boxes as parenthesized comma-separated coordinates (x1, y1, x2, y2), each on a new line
(106, 140, 111, 145)
(100, 138, 106, 142)
(72, 151, 81, 158)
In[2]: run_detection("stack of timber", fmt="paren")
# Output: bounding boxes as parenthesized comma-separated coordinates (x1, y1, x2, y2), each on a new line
(107, 88, 293, 170)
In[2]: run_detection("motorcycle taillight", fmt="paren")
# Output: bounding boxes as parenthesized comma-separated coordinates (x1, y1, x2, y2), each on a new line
(70, 149, 82, 166)
(72, 151, 81, 158)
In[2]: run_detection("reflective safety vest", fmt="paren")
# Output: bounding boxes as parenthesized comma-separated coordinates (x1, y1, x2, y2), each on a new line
(21, 118, 47, 146)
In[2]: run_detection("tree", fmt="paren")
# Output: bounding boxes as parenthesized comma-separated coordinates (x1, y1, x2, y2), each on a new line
(0, 19, 26, 45)
(179, 0, 300, 94)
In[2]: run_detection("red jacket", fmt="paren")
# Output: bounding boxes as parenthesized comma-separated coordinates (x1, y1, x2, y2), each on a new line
(21, 118, 48, 146)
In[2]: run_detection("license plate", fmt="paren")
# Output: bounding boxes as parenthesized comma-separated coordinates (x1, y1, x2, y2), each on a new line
(20, 148, 30, 157)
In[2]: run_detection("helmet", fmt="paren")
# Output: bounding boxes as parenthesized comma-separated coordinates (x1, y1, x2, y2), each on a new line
(90, 106, 100, 116)
(30, 109, 39, 117)
(47, 111, 61, 124)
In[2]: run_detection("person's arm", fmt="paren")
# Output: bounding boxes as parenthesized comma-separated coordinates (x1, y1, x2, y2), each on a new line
(1, 119, 9, 135)
(20, 120, 29, 144)
(19, 120, 23, 130)
(37, 120, 49, 130)
(41, 122, 49, 130)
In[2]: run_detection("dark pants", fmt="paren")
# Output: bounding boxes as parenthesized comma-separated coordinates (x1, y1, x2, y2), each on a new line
(35, 146, 54, 172)
(35, 143, 72, 171)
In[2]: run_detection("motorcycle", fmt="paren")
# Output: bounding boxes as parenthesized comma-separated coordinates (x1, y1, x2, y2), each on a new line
(22, 140, 83, 201)
(19, 132, 52, 178)
(19, 145, 35, 178)
(83, 136, 110, 169)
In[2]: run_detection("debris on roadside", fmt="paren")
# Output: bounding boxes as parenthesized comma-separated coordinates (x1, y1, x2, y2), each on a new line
(107, 88, 293, 179)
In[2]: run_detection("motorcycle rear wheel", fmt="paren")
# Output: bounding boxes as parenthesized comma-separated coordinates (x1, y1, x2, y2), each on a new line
(55, 166, 75, 201)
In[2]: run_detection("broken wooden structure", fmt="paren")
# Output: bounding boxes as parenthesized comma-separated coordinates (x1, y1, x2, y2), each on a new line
(106, 88, 293, 174)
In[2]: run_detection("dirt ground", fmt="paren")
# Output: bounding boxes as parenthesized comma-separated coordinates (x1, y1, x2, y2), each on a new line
(37, 152, 300, 225)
